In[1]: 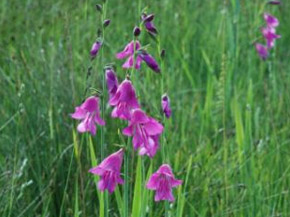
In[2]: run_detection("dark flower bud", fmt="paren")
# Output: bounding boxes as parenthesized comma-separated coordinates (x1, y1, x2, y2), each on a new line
(133, 26, 141, 37)
(103, 19, 111, 27)
(143, 14, 155, 22)
(95, 4, 102, 12)
(160, 49, 166, 59)
(268, 0, 281, 5)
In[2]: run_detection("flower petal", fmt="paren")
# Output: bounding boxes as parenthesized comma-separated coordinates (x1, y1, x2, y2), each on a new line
(144, 118, 164, 135)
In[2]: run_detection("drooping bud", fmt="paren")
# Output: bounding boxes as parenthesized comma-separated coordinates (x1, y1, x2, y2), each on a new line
(268, 0, 281, 5)
(162, 94, 172, 118)
(141, 13, 158, 35)
(90, 40, 102, 58)
(105, 67, 119, 100)
(138, 50, 160, 73)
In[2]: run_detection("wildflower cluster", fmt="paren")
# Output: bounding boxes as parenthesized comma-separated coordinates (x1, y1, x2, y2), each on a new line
(71, 9, 182, 204)
(255, 7, 281, 60)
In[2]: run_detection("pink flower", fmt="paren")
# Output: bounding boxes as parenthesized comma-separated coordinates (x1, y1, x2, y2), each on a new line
(71, 96, 105, 135)
(146, 164, 182, 202)
(109, 79, 140, 120)
(261, 27, 281, 49)
(122, 109, 163, 158)
(105, 67, 119, 100)
(255, 43, 268, 60)
(89, 149, 124, 194)
(264, 13, 279, 28)
(116, 41, 143, 69)
(162, 94, 172, 118)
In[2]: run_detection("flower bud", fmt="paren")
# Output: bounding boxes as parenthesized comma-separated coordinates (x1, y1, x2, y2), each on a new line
(103, 19, 111, 27)
(95, 4, 102, 12)
(268, 0, 281, 5)
(133, 26, 141, 37)
(160, 49, 166, 59)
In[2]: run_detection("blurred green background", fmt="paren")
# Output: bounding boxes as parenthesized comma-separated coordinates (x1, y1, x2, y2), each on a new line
(1, 0, 290, 216)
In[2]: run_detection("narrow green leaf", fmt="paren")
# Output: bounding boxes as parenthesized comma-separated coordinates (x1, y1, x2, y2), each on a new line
(131, 156, 142, 217)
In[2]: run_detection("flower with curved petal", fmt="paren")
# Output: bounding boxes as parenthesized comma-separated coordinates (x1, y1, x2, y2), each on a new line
(71, 96, 105, 135)
(89, 149, 124, 194)
(264, 13, 279, 28)
(116, 41, 143, 69)
(255, 43, 268, 60)
(261, 27, 281, 49)
(109, 79, 140, 120)
(122, 109, 163, 157)
(146, 164, 182, 202)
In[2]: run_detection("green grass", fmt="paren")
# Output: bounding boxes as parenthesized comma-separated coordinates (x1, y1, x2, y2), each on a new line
(1, 0, 290, 216)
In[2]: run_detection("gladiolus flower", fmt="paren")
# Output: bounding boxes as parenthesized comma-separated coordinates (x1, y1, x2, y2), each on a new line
(116, 41, 143, 69)
(139, 50, 160, 73)
(146, 164, 182, 202)
(89, 149, 124, 194)
(255, 43, 268, 60)
(122, 109, 163, 158)
(261, 27, 281, 49)
(109, 79, 140, 120)
(142, 13, 158, 35)
(162, 94, 172, 118)
(264, 13, 279, 28)
(105, 67, 119, 100)
(90, 41, 102, 58)
(71, 96, 105, 135)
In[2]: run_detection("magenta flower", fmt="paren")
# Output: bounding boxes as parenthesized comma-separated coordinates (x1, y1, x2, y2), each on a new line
(122, 109, 163, 158)
(90, 41, 102, 58)
(161, 94, 172, 118)
(105, 68, 119, 100)
(71, 96, 105, 135)
(255, 43, 268, 60)
(261, 27, 281, 49)
(264, 13, 279, 28)
(142, 13, 158, 35)
(139, 50, 160, 73)
(89, 149, 124, 194)
(109, 79, 140, 120)
(146, 164, 182, 202)
(116, 41, 143, 69)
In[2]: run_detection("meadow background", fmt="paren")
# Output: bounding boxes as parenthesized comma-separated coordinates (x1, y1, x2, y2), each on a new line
(1, 0, 290, 216)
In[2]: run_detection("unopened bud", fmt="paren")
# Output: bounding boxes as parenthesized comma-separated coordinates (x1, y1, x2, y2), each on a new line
(268, 0, 281, 5)
(103, 19, 111, 27)
(133, 26, 141, 37)
(95, 4, 102, 12)
(160, 49, 166, 59)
